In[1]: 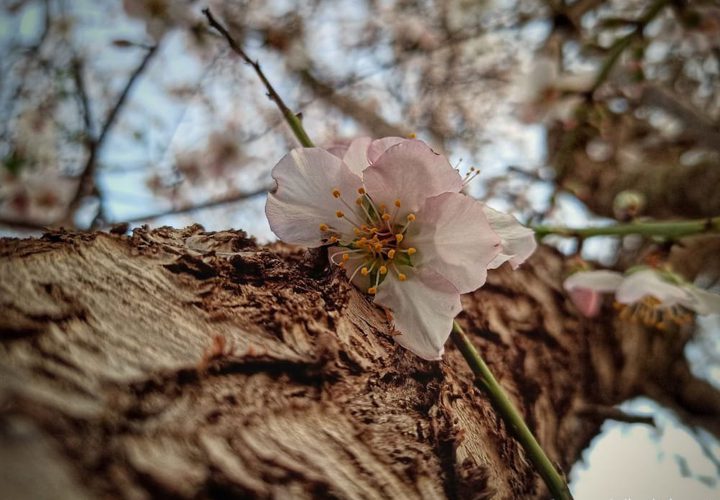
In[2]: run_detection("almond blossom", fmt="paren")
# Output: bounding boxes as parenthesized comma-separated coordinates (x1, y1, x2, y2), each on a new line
(564, 268, 720, 328)
(266, 137, 536, 360)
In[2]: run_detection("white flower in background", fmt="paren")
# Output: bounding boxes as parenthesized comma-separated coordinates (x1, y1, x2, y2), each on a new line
(266, 137, 536, 360)
(564, 268, 720, 328)
(517, 56, 595, 124)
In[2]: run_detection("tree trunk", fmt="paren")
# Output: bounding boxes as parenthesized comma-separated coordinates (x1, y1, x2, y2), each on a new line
(1, 225, 718, 499)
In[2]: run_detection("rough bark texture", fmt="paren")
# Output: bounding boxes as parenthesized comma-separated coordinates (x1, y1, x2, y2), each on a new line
(1, 225, 718, 499)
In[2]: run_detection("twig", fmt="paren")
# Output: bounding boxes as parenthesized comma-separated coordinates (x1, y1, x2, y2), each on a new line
(576, 403, 656, 426)
(533, 216, 720, 239)
(202, 8, 313, 148)
(451, 321, 574, 500)
(111, 185, 270, 225)
(589, 0, 670, 95)
(66, 44, 159, 226)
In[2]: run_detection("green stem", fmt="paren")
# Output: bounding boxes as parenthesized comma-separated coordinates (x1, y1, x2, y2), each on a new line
(533, 216, 720, 240)
(451, 321, 573, 500)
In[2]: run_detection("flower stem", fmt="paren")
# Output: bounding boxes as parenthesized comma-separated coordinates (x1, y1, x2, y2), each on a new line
(451, 321, 573, 500)
(533, 216, 720, 240)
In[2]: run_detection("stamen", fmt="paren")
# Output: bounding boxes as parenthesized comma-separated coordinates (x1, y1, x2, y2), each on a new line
(332, 189, 341, 198)
(398, 273, 407, 281)
(395, 233, 404, 243)
(406, 213, 416, 222)
(336, 210, 344, 218)
(319, 223, 329, 232)
(387, 249, 396, 259)
(394, 199, 401, 208)
(407, 247, 416, 255)
(382, 213, 391, 221)
(379, 266, 388, 275)
(368, 286, 377, 295)
(357, 187, 366, 195)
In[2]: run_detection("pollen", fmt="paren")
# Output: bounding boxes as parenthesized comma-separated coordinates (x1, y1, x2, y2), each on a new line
(382, 213, 391, 221)
(395, 233, 404, 242)
(407, 247, 416, 255)
(336, 210, 344, 218)
(387, 249, 396, 259)
(319, 223, 329, 232)
(394, 199, 401, 208)
(407, 213, 416, 222)
(342, 254, 350, 262)
(379, 266, 388, 275)
(361, 267, 369, 276)
(332, 189, 341, 198)
(357, 187, 366, 195)
(398, 273, 407, 281)
(328, 236, 338, 244)
(368, 286, 377, 295)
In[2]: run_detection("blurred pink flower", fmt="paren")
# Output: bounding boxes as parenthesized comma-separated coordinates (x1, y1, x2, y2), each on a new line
(266, 137, 536, 360)
(564, 268, 720, 327)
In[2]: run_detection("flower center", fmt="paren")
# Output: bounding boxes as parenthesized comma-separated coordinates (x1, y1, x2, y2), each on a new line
(614, 296, 693, 330)
(319, 187, 417, 294)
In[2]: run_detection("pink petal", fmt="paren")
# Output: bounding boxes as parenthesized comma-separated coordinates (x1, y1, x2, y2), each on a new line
(482, 206, 537, 269)
(615, 269, 688, 306)
(374, 269, 461, 360)
(367, 137, 407, 164)
(265, 148, 363, 247)
(568, 288, 602, 318)
(363, 140, 463, 215)
(340, 137, 372, 175)
(563, 270, 625, 294)
(684, 287, 720, 315)
(410, 192, 501, 293)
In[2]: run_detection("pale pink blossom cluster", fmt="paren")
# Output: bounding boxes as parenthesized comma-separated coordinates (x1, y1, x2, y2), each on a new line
(266, 137, 536, 360)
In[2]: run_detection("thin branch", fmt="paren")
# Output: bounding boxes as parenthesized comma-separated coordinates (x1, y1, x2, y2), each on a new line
(65, 44, 159, 226)
(202, 8, 313, 148)
(576, 403, 656, 426)
(112, 185, 270, 225)
(533, 216, 720, 239)
(588, 0, 670, 95)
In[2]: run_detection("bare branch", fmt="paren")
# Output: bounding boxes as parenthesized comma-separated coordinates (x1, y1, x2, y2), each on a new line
(202, 8, 313, 147)
(112, 185, 270, 225)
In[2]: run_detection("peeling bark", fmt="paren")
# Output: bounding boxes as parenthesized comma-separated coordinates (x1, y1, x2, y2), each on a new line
(1, 225, 718, 499)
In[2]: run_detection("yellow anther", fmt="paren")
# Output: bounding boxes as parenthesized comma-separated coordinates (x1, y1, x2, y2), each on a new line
(407, 133, 416, 139)
(336, 210, 344, 218)
(379, 266, 388, 275)
(374, 243, 383, 252)
(407, 247, 416, 255)
(319, 223, 329, 232)
(395, 233, 404, 243)
(342, 254, 350, 262)
(379, 204, 387, 211)
(357, 187, 366, 195)
(382, 213, 391, 221)
(398, 273, 407, 281)
(387, 249, 396, 259)
(328, 236, 338, 244)
(407, 213, 416, 222)
(368, 287, 377, 295)
(338, 261, 345, 268)
(394, 199, 401, 208)
(332, 189, 341, 198)
(361, 267, 369, 276)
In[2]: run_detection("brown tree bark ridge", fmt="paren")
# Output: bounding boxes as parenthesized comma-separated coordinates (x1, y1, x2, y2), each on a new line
(1, 226, 718, 499)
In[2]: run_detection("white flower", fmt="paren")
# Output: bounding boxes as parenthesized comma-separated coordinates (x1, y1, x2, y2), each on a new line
(266, 137, 536, 360)
(564, 268, 720, 327)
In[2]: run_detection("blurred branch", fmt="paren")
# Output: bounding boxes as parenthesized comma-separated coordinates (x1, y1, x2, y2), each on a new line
(65, 44, 159, 227)
(639, 84, 720, 153)
(576, 403, 656, 426)
(589, 0, 670, 95)
(203, 8, 314, 148)
(298, 69, 411, 138)
(534, 216, 720, 239)
(113, 185, 270, 224)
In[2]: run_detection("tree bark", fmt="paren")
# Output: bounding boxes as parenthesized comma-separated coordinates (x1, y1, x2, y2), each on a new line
(1, 225, 718, 499)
